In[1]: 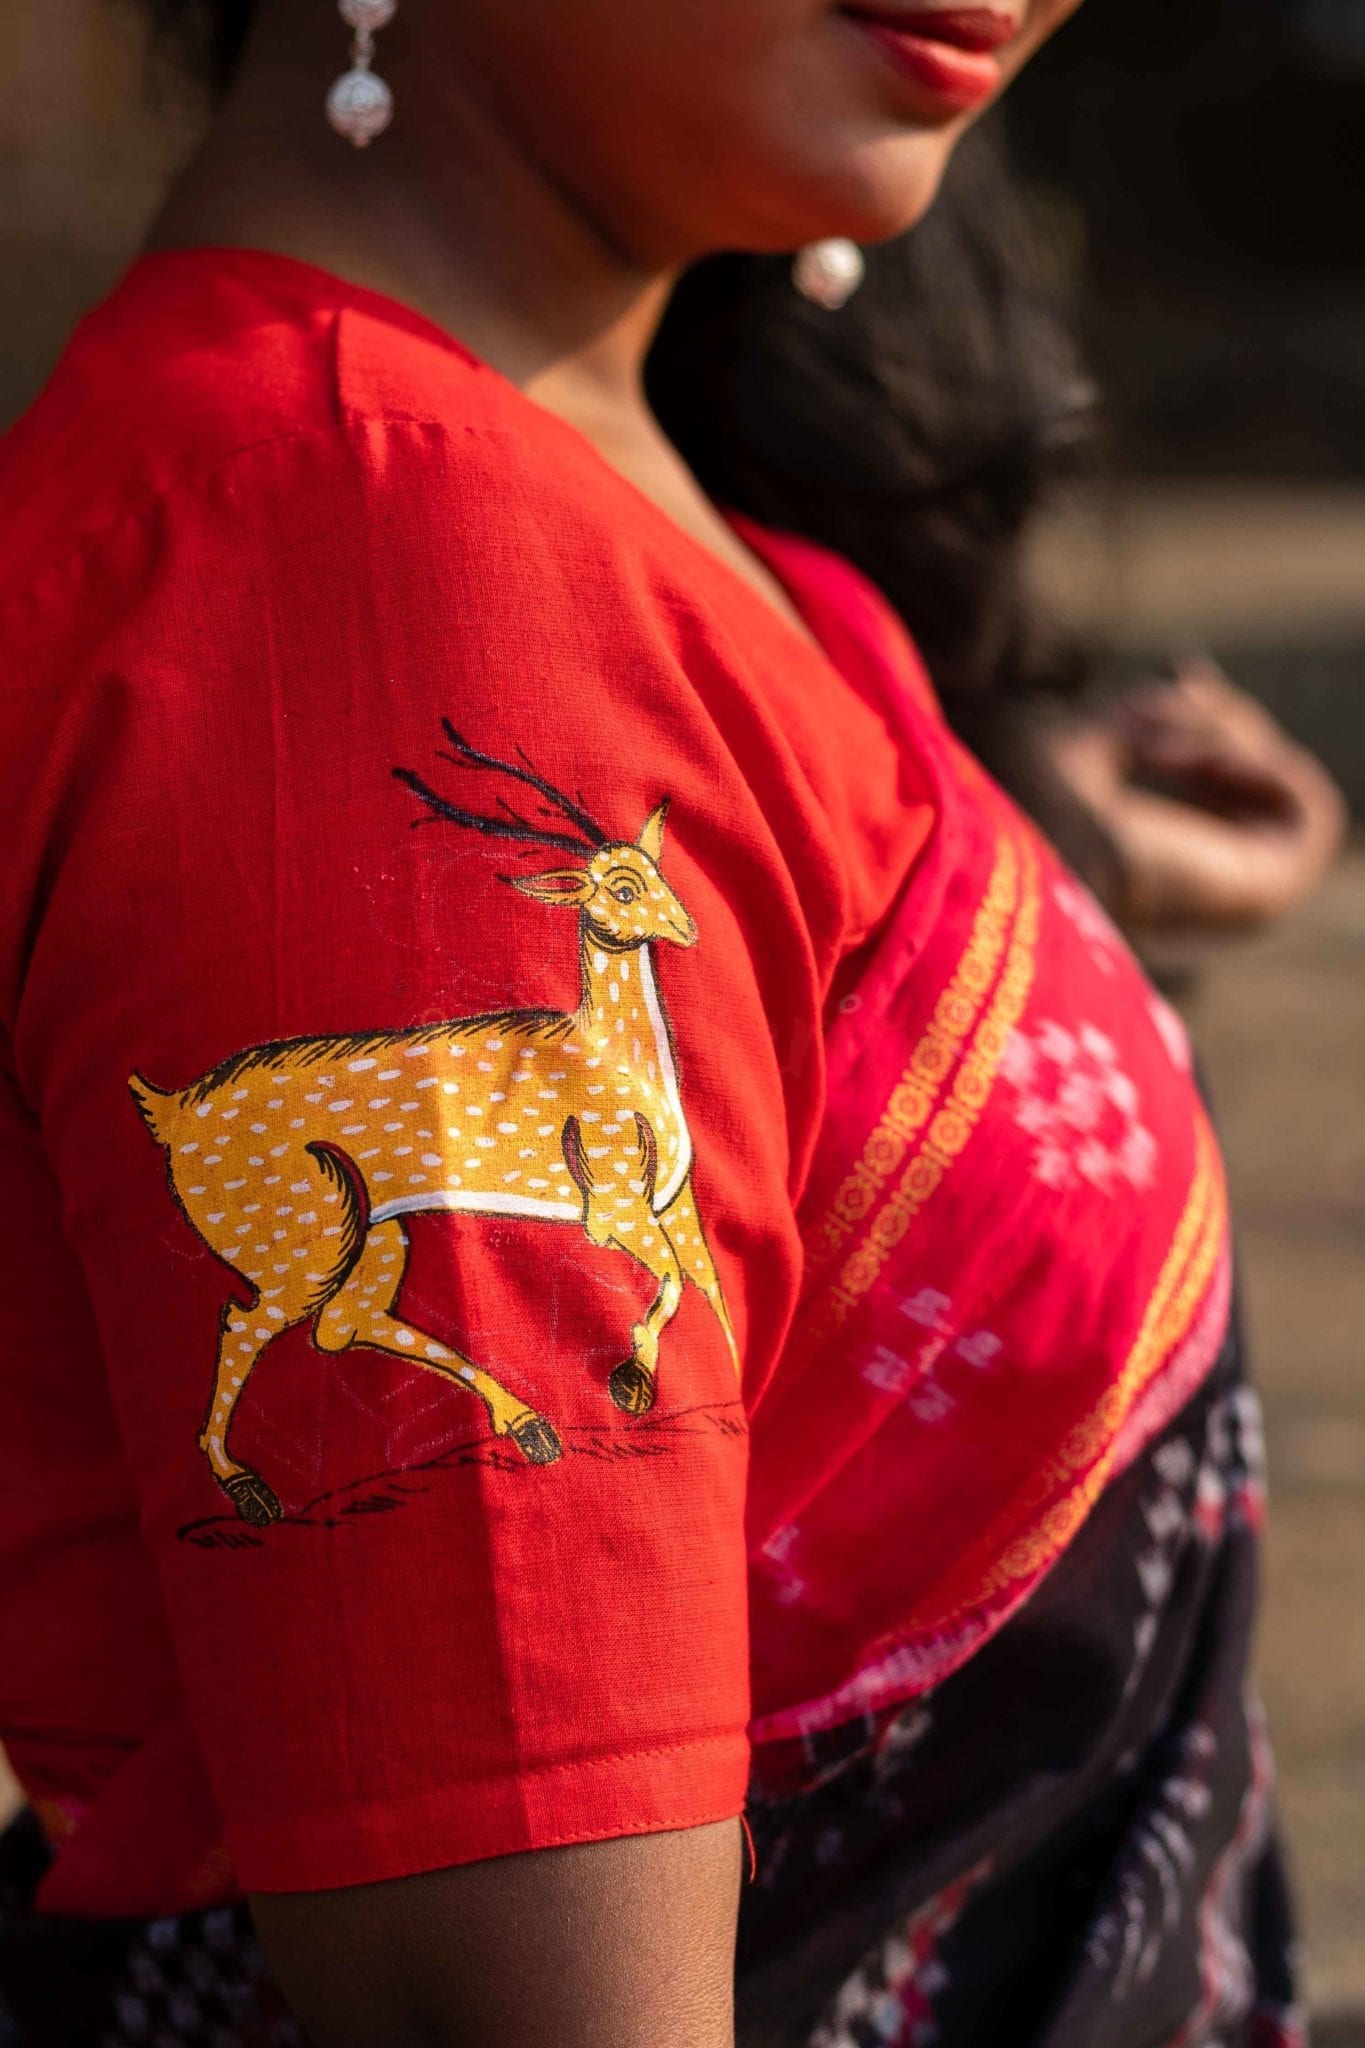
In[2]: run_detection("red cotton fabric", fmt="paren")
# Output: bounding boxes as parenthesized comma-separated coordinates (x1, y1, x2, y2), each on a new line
(0, 250, 1230, 1916)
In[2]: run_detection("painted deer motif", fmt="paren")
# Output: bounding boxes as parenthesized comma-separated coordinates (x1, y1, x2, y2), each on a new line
(130, 725, 738, 1527)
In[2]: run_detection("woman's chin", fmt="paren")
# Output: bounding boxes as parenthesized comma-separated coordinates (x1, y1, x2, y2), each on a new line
(740, 130, 964, 256)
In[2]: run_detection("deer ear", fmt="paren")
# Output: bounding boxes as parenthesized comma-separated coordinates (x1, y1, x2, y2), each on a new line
(511, 868, 595, 906)
(637, 799, 670, 864)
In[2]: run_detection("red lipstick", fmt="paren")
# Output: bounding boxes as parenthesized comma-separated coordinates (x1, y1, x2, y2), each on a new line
(841, 6, 1018, 113)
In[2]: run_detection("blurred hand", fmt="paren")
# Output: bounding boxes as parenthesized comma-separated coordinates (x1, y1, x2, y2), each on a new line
(1047, 659, 1348, 934)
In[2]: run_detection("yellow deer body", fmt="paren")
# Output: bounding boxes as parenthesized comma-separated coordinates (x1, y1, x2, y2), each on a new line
(131, 727, 737, 1527)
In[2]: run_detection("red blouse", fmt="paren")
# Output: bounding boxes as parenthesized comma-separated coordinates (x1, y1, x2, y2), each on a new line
(0, 250, 1228, 1915)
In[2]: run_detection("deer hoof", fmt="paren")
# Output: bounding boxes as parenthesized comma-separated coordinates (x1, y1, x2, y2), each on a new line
(609, 1359, 657, 1416)
(224, 1472, 283, 1527)
(509, 1414, 563, 1466)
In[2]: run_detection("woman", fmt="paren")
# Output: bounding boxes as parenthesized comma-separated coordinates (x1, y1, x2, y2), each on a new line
(0, 4, 1304, 2045)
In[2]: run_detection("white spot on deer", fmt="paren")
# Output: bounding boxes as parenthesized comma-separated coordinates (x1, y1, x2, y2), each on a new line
(497, 1121, 518, 1135)
(464, 1157, 482, 1171)
(329, 1100, 354, 1114)
(243, 1203, 261, 1216)
(609, 983, 620, 1004)
(585, 1057, 601, 1070)
(478, 1061, 494, 1074)
(616, 1218, 636, 1234)
(238, 1345, 252, 1359)
(408, 1174, 427, 1185)
(587, 1146, 609, 1159)
(372, 1171, 393, 1183)
(450, 1045, 466, 1058)
(349, 1058, 377, 1073)
(603, 1123, 622, 1135)
(404, 1046, 431, 1059)
(220, 1108, 239, 1121)
(503, 1170, 522, 1184)
(207, 1211, 226, 1225)
(268, 1144, 287, 1158)
(305, 1092, 324, 1104)
(196, 1103, 213, 1120)
(538, 1124, 555, 1137)
(476, 1137, 496, 1150)
(485, 1038, 504, 1051)
(359, 1147, 380, 1161)
(187, 1185, 207, 1196)
(342, 1125, 366, 1137)
(275, 1205, 294, 1218)
(416, 1076, 439, 1089)
(232, 1088, 249, 1100)
(367, 1098, 391, 1111)
(538, 1089, 559, 1102)
(204, 1154, 222, 1165)
(426, 1343, 449, 1360)
(290, 1181, 310, 1194)
(443, 1082, 460, 1096)
(460, 1366, 477, 1384)
(528, 1177, 549, 1189)
(254, 1327, 271, 1341)
(467, 1104, 484, 1118)
(421, 1153, 442, 1167)
(323, 1225, 343, 1236)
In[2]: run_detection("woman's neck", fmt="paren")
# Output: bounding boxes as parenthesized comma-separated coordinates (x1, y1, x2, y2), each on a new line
(150, 5, 670, 417)
(148, 3, 813, 640)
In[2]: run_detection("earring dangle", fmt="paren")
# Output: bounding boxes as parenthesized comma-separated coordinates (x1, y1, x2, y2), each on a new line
(325, 0, 397, 148)
(792, 237, 866, 311)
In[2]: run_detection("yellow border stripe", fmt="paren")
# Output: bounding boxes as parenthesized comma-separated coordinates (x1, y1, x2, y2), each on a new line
(826, 835, 1042, 1325)
(807, 832, 1020, 1265)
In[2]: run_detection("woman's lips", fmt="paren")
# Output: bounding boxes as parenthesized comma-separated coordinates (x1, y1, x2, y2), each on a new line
(840, 6, 1019, 112)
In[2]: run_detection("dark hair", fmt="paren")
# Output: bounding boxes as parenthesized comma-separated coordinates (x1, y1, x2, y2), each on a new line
(647, 126, 1103, 730)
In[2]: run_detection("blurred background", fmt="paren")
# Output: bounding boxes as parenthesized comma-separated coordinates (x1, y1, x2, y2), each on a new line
(2, 0, 1362, 2030)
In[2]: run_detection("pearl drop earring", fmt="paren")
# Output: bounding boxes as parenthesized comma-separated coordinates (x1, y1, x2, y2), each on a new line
(792, 238, 866, 311)
(325, 0, 397, 148)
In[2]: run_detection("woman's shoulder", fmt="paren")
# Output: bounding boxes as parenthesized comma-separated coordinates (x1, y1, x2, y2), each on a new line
(0, 248, 622, 626)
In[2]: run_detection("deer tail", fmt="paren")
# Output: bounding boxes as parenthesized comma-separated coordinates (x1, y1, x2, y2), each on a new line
(128, 1074, 184, 1147)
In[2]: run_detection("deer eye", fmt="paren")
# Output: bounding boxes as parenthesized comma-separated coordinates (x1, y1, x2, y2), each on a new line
(611, 882, 639, 904)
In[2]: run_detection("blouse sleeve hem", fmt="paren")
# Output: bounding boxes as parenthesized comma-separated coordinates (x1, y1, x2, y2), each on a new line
(230, 1727, 751, 1895)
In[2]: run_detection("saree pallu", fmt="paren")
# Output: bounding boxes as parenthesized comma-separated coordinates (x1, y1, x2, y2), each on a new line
(0, 1323, 1303, 2048)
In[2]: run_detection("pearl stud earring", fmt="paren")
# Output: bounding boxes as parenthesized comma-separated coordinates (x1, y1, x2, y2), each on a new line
(792, 238, 866, 311)
(326, 0, 397, 148)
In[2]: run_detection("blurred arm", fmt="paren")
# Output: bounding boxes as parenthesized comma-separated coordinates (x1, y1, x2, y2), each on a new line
(253, 1818, 742, 2048)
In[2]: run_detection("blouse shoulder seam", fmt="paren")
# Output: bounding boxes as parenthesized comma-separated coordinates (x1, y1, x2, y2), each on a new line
(0, 411, 511, 628)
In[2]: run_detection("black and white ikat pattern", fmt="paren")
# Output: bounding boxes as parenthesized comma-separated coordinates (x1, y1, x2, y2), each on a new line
(102, 1908, 305, 2048)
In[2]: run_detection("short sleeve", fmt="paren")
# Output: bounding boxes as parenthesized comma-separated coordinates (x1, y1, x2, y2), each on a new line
(0, 404, 809, 1892)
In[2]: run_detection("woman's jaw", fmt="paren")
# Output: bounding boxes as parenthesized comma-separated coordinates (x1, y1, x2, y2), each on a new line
(396, 0, 1086, 267)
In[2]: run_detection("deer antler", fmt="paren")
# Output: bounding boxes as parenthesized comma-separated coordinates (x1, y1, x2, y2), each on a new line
(393, 721, 609, 854)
